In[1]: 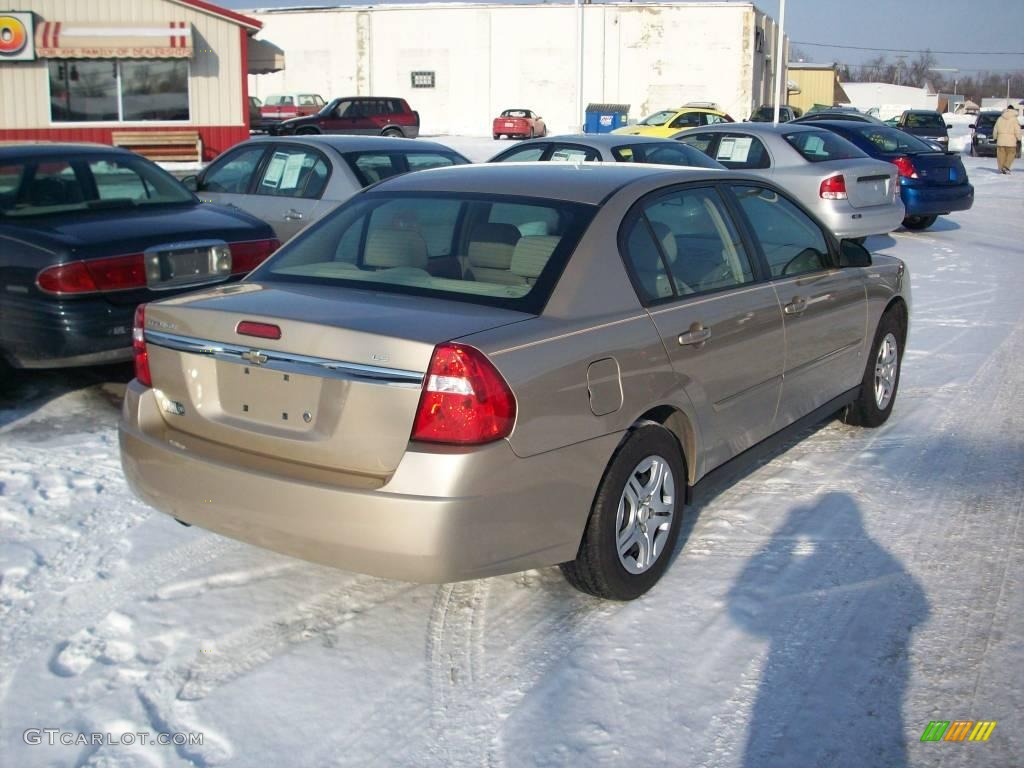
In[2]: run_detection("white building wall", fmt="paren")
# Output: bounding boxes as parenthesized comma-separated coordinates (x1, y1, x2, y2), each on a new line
(840, 83, 939, 121)
(248, 2, 780, 135)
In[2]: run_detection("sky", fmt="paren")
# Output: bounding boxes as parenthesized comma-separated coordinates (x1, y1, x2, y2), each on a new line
(221, 0, 1024, 77)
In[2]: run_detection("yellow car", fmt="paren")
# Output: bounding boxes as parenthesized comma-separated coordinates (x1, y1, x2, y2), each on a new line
(612, 103, 734, 138)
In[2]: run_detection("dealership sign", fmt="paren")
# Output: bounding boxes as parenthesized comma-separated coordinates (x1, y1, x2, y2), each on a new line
(0, 12, 34, 60)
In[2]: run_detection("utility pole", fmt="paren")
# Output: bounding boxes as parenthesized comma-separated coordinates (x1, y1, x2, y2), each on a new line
(772, 0, 786, 124)
(575, 0, 584, 132)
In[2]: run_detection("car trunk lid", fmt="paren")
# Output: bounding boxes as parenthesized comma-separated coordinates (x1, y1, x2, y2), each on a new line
(142, 282, 529, 477)
(905, 152, 968, 185)
(832, 161, 899, 208)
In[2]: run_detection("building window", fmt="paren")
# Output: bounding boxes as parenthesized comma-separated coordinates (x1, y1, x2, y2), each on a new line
(410, 71, 435, 88)
(48, 59, 189, 123)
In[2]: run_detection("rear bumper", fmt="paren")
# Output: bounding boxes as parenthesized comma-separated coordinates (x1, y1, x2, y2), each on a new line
(817, 199, 906, 239)
(901, 183, 974, 216)
(119, 381, 618, 582)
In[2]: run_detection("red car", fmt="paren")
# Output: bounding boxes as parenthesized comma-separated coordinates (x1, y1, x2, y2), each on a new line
(258, 93, 326, 130)
(493, 109, 547, 140)
(272, 97, 420, 138)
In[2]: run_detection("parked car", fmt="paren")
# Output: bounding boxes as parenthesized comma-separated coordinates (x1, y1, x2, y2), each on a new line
(257, 93, 327, 131)
(675, 123, 905, 240)
(185, 136, 469, 242)
(970, 110, 1022, 158)
(808, 120, 973, 231)
(493, 109, 547, 140)
(792, 109, 885, 125)
(612, 102, 734, 138)
(248, 96, 262, 130)
(487, 134, 725, 169)
(271, 97, 421, 139)
(895, 110, 952, 149)
(0, 144, 278, 370)
(749, 105, 802, 122)
(120, 162, 910, 600)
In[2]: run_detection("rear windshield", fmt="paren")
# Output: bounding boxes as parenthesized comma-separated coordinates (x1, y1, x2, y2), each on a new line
(903, 112, 945, 129)
(843, 125, 935, 154)
(612, 142, 723, 169)
(783, 130, 867, 163)
(343, 151, 469, 187)
(250, 192, 596, 313)
(0, 154, 193, 218)
(501, 110, 530, 118)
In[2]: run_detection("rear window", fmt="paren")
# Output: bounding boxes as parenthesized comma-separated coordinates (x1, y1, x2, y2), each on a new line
(783, 130, 867, 163)
(501, 110, 530, 118)
(612, 142, 723, 168)
(343, 151, 468, 186)
(903, 112, 945, 129)
(250, 192, 596, 314)
(845, 125, 935, 154)
(0, 154, 193, 218)
(265, 95, 295, 106)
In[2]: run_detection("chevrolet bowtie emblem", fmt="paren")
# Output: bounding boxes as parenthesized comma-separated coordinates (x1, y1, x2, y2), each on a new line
(241, 350, 269, 365)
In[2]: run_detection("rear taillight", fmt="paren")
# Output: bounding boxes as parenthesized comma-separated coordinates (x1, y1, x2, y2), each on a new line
(891, 155, 918, 179)
(133, 304, 151, 387)
(37, 253, 146, 295)
(819, 174, 848, 200)
(230, 239, 280, 274)
(411, 343, 516, 445)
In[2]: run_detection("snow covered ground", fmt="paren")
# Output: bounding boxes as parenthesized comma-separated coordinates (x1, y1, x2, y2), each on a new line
(1, 149, 1022, 768)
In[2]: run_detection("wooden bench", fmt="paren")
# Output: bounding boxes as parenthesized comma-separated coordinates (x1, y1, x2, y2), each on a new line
(111, 130, 203, 162)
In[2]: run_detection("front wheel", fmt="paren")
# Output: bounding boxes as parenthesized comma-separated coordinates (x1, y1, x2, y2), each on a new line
(561, 425, 685, 600)
(903, 214, 937, 230)
(845, 309, 904, 427)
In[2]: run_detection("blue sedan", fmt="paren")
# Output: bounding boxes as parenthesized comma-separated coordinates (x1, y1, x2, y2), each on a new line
(807, 120, 974, 231)
(0, 144, 279, 369)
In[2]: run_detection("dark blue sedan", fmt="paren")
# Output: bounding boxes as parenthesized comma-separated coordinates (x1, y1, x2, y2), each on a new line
(0, 145, 279, 369)
(808, 121, 974, 231)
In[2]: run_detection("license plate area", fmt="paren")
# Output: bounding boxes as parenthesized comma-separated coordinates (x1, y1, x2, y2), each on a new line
(219, 361, 322, 432)
(145, 239, 231, 290)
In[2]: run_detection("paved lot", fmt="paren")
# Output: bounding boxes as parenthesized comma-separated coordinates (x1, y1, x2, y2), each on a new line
(0, 152, 1021, 767)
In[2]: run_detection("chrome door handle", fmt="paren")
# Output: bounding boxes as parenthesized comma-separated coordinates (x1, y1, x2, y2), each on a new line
(678, 326, 712, 347)
(784, 297, 807, 315)
(284, 209, 304, 221)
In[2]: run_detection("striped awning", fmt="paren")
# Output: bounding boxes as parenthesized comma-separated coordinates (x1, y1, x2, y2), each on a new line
(35, 21, 193, 59)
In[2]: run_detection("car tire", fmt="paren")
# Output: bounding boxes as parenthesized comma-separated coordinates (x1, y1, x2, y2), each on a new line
(560, 424, 685, 600)
(528, 127, 535, 139)
(844, 308, 904, 428)
(296, 127, 320, 135)
(493, 134, 500, 140)
(902, 214, 937, 230)
(382, 127, 403, 138)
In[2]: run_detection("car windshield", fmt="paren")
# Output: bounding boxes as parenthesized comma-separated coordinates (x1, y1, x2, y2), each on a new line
(612, 142, 724, 168)
(250, 192, 596, 314)
(0, 154, 194, 218)
(977, 115, 998, 131)
(501, 110, 529, 118)
(904, 113, 945, 129)
(783, 130, 867, 163)
(638, 110, 677, 126)
(845, 125, 936, 154)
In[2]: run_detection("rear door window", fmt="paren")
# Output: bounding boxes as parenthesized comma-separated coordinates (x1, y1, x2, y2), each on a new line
(548, 144, 600, 162)
(669, 112, 703, 130)
(731, 185, 831, 278)
(713, 133, 771, 169)
(255, 146, 330, 199)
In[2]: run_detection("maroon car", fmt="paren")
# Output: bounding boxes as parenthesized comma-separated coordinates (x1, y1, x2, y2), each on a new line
(493, 109, 547, 140)
(272, 97, 420, 138)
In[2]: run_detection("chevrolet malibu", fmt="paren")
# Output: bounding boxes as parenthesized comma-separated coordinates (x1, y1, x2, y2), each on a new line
(120, 163, 910, 600)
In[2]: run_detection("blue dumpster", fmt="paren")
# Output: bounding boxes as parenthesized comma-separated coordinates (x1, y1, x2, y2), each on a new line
(584, 103, 630, 134)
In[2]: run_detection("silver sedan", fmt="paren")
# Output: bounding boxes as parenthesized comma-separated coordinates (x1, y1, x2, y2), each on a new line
(673, 123, 905, 239)
(487, 133, 725, 169)
(185, 136, 469, 242)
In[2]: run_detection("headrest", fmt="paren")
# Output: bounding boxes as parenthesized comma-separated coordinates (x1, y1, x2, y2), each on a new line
(468, 223, 521, 269)
(511, 235, 560, 279)
(364, 229, 428, 269)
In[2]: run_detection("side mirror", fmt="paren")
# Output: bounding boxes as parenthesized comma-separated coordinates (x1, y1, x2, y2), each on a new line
(968, 123, 976, 129)
(839, 239, 872, 268)
(181, 175, 199, 192)
(946, 123, 953, 129)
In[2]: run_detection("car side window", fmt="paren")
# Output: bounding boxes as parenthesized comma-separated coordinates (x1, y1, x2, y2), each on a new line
(640, 188, 755, 296)
(493, 145, 547, 163)
(201, 145, 266, 194)
(405, 152, 462, 172)
(704, 114, 726, 125)
(677, 131, 718, 155)
(670, 112, 702, 129)
(256, 146, 330, 199)
(732, 185, 831, 278)
(346, 152, 399, 185)
(548, 144, 600, 162)
(333, 99, 353, 118)
(713, 133, 771, 169)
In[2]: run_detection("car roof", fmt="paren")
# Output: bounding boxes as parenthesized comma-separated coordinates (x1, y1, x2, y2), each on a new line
(240, 135, 462, 154)
(673, 122, 821, 136)
(368, 162, 736, 205)
(538, 134, 686, 147)
(0, 142, 135, 160)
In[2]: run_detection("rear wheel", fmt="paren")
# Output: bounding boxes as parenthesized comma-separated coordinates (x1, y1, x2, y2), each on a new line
(493, 134, 500, 140)
(561, 425, 685, 600)
(845, 309, 904, 427)
(903, 214, 937, 230)
(528, 127, 535, 139)
(382, 127, 403, 138)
